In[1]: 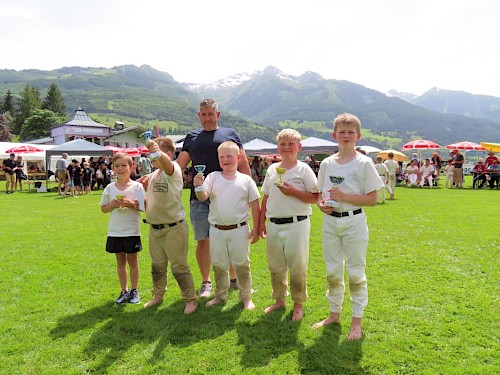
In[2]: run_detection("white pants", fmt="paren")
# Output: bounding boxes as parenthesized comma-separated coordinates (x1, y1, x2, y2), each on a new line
(209, 225, 252, 300)
(387, 172, 396, 193)
(322, 212, 368, 318)
(420, 175, 433, 187)
(407, 174, 418, 185)
(266, 218, 310, 304)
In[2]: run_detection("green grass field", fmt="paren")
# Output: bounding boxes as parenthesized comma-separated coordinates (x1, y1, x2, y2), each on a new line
(0, 179, 498, 374)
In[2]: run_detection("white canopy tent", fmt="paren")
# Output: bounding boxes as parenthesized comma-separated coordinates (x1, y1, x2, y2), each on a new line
(300, 137, 338, 154)
(242, 138, 278, 156)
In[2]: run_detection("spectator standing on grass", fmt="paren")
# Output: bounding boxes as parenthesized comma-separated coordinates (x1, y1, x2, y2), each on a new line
(100, 152, 145, 305)
(15, 155, 25, 192)
(444, 160, 455, 188)
(82, 162, 93, 194)
(175, 98, 252, 297)
(384, 152, 399, 200)
(451, 150, 464, 188)
(313, 113, 383, 341)
(55, 153, 69, 195)
(431, 152, 443, 183)
(143, 137, 198, 314)
(374, 155, 390, 203)
(194, 141, 260, 310)
(3, 153, 17, 194)
(259, 129, 319, 321)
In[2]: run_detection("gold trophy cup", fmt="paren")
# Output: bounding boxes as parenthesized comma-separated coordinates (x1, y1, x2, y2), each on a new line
(275, 167, 286, 186)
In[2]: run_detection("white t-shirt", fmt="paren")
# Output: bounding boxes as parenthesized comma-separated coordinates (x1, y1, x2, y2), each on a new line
(261, 161, 318, 217)
(146, 162, 185, 224)
(420, 164, 435, 177)
(204, 171, 260, 225)
(317, 153, 384, 211)
(384, 159, 399, 174)
(374, 163, 389, 177)
(100, 181, 145, 237)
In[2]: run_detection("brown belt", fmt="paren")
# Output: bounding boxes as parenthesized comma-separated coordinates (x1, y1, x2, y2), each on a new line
(214, 222, 247, 231)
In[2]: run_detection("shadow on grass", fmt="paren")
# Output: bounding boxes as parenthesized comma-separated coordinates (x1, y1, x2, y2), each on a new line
(235, 307, 302, 369)
(298, 324, 366, 375)
(50, 300, 242, 373)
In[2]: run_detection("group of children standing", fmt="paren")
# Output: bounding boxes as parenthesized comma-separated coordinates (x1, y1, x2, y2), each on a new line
(100, 112, 383, 341)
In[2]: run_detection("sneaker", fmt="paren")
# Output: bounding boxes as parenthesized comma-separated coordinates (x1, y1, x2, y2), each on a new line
(128, 289, 140, 304)
(198, 281, 212, 298)
(115, 289, 129, 304)
(230, 278, 238, 290)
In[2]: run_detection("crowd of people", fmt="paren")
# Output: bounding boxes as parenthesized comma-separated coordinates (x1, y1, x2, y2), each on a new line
(396, 150, 500, 190)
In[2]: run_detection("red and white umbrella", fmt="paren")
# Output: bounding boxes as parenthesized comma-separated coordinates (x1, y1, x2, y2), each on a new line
(120, 147, 141, 157)
(445, 141, 486, 151)
(401, 140, 440, 150)
(5, 145, 43, 154)
(104, 145, 123, 154)
(137, 146, 149, 154)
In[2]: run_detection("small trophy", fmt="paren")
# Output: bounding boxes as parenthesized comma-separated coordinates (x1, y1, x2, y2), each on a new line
(275, 167, 286, 186)
(138, 131, 161, 160)
(116, 194, 126, 211)
(194, 165, 207, 192)
(325, 176, 345, 207)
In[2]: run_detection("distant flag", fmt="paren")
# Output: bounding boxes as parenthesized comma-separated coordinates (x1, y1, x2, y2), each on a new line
(155, 122, 161, 137)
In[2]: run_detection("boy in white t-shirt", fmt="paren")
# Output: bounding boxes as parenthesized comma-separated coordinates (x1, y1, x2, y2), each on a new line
(100, 153, 145, 305)
(194, 141, 260, 310)
(384, 152, 399, 200)
(143, 137, 198, 314)
(259, 129, 319, 321)
(313, 113, 384, 340)
(374, 156, 390, 203)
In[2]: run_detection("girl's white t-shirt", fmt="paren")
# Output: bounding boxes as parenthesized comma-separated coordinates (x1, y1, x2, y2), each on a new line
(100, 181, 145, 236)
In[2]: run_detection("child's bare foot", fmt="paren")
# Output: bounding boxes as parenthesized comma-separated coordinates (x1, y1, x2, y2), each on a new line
(347, 317, 363, 340)
(264, 300, 285, 314)
(184, 301, 198, 314)
(311, 312, 340, 329)
(292, 303, 303, 321)
(206, 295, 224, 307)
(143, 294, 163, 308)
(243, 298, 255, 310)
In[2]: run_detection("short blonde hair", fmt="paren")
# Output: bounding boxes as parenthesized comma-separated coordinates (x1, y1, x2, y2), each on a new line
(218, 140, 239, 155)
(276, 128, 302, 143)
(154, 137, 176, 154)
(333, 113, 361, 134)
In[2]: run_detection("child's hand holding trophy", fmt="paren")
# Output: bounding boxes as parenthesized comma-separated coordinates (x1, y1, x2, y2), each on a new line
(138, 131, 161, 160)
(325, 176, 345, 207)
(274, 167, 286, 186)
(115, 194, 126, 211)
(193, 165, 207, 192)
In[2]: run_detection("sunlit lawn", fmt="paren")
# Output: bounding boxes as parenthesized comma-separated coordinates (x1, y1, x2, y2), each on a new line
(0, 178, 498, 374)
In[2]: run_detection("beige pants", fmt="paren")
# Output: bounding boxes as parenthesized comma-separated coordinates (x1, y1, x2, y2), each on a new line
(209, 225, 252, 300)
(266, 218, 310, 304)
(148, 220, 197, 302)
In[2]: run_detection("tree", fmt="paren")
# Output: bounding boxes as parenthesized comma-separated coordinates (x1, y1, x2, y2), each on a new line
(19, 109, 65, 141)
(0, 113, 14, 141)
(14, 85, 42, 135)
(1, 90, 15, 114)
(42, 83, 66, 116)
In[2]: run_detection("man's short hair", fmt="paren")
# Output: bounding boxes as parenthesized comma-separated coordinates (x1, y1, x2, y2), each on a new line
(200, 98, 218, 112)
(9, 153, 15, 157)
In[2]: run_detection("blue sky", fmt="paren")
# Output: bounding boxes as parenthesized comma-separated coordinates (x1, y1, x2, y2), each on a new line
(1, 0, 499, 97)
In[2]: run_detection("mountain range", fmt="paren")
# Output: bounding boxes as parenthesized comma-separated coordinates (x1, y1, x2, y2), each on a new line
(1, 65, 499, 148)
